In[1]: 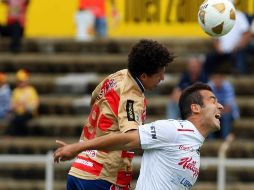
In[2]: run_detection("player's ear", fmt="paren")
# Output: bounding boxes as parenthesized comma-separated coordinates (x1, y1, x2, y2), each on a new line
(139, 73, 147, 80)
(191, 104, 201, 114)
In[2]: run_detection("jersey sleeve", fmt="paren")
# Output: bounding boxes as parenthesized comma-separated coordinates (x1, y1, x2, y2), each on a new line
(90, 79, 104, 106)
(138, 120, 177, 150)
(118, 95, 145, 133)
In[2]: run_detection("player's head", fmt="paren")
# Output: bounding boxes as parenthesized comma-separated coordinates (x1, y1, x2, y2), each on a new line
(127, 39, 174, 90)
(179, 82, 223, 130)
(16, 69, 29, 86)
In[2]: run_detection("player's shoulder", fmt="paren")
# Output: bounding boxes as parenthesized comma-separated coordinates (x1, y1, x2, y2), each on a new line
(149, 119, 187, 138)
(152, 119, 181, 130)
(108, 69, 134, 87)
(158, 119, 195, 130)
(103, 69, 128, 89)
(108, 69, 128, 79)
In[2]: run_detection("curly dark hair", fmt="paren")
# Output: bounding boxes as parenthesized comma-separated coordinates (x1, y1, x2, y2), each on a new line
(127, 39, 174, 77)
(179, 82, 212, 120)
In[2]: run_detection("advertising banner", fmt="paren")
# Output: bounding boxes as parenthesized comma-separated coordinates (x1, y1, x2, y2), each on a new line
(0, 0, 253, 37)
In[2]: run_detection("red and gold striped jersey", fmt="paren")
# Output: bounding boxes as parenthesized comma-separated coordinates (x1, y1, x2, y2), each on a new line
(69, 69, 147, 187)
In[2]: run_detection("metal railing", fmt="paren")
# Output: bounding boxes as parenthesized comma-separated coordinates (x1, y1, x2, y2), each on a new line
(0, 151, 54, 190)
(1, 139, 254, 190)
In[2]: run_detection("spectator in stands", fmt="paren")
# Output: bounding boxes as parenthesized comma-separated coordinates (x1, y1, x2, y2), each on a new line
(166, 56, 208, 119)
(75, 0, 117, 41)
(203, 0, 254, 75)
(6, 69, 39, 136)
(0, 0, 30, 53)
(0, 72, 11, 120)
(54, 39, 174, 190)
(208, 69, 240, 140)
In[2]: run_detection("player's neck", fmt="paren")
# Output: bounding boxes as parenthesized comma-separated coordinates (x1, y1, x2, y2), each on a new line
(188, 117, 208, 138)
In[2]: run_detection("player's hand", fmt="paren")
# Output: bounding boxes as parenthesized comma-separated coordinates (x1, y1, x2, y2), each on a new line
(53, 140, 80, 163)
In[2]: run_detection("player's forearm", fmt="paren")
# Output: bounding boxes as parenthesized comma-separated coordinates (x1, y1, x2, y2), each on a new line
(78, 131, 140, 152)
(239, 32, 252, 48)
(55, 131, 140, 163)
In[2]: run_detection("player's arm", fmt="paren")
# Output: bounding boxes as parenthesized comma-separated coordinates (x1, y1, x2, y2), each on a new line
(54, 130, 140, 163)
(213, 39, 223, 53)
(235, 31, 252, 51)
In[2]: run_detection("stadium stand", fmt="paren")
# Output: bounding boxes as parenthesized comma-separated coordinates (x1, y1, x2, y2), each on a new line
(0, 37, 254, 190)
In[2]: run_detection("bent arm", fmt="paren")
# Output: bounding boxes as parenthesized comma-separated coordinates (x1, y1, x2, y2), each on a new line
(54, 130, 141, 162)
(81, 129, 140, 151)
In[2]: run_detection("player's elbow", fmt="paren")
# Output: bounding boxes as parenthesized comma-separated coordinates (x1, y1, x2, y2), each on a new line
(124, 131, 141, 150)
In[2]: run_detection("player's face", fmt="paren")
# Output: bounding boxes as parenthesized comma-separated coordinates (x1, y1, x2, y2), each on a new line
(199, 90, 223, 132)
(140, 67, 165, 90)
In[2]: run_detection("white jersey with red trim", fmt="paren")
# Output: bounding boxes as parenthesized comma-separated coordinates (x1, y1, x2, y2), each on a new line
(137, 119, 205, 190)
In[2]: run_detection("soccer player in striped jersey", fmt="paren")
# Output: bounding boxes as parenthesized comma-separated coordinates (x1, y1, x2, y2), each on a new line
(54, 39, 174, 190)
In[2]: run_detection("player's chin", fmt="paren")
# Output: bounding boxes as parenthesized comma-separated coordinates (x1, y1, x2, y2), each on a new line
(214, 122, 221, 131)
(210, 119, 220, 131)
(154, 82, 161, 88)
(210, 125, 220, 134)
(215, 124, 221, 131)
(148, 84, 158, 90)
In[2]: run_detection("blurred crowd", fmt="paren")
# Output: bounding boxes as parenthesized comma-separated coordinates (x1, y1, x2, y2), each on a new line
(0, 69, 39, 136)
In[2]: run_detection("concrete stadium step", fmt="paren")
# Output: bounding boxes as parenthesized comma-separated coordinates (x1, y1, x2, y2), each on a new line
(0, 180, 254, 190)
(6, 72, 254, 96)
(30, 106, 254, 139)
(195, 167, 254, 184)
(201, 139, 254, 158)
(227, 139, 254, 158)
(0, 53, 128, 74)
(23, 113, 254, 139)
(145, 95, 254, 117)
(1, 134, 254, 158)
(227, 76, 254, 96)
(0, 37, 214, 55)
(0, 162, 71, 182)
(199, 140, 222, 157)
(6, 73, 175, 95)
(0, 137, 75, 154)
(154, 75, 254, 96)
(233, 118, 254, 139)
(0, 120, 9, 135)
(36, 92, 254, 116)
(1, 156, 254, 184)
(1, 161, 254, 190)
(0, 53, 187, 74)
(6, 73, 105, 95)
(1, 92, 248, 137)
(0, 179, 64, 190)
(39, 95, 91, 115)
(193, 182, 254, 190)
(1, 163, 254, 182)
(27, 115, 86, 137)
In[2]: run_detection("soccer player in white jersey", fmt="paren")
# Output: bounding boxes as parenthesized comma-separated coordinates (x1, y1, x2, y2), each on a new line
(54, 82, 223, 190)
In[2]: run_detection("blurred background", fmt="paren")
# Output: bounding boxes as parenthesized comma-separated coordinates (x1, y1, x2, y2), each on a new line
(0, 0, 254, 189)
